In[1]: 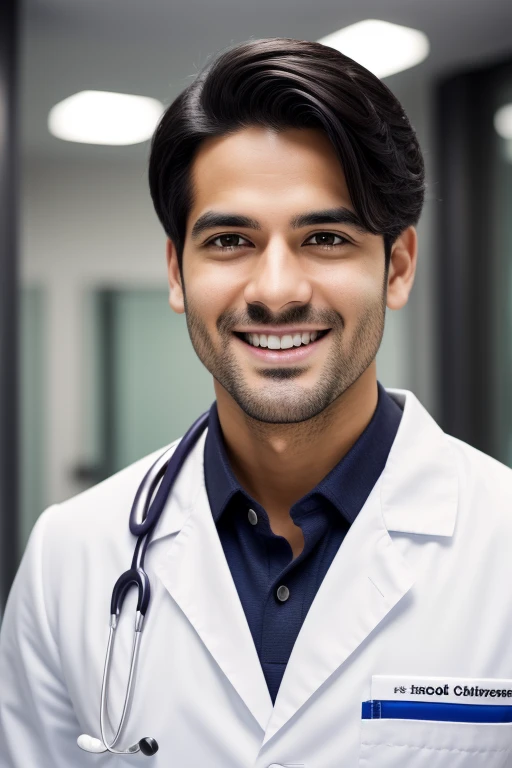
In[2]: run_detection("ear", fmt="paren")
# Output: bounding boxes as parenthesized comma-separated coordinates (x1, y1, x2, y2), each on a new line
(166, 238, 185, 314)
(386, 226, 418, 310)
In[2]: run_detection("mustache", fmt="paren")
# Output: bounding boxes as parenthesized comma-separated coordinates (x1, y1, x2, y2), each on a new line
(217, 304, 344, 334)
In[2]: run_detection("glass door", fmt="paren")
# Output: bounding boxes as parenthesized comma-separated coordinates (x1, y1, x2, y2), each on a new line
(492, 71, 512, 465)
(436, 57, 512, 466)
(84, 288, 215, 479)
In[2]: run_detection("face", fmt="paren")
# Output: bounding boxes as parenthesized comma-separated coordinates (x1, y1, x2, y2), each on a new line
(167, 125, 416, 424)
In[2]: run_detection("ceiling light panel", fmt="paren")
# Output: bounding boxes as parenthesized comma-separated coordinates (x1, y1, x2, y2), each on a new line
(48, 90, 164, 145)
(318, 19, 430, 79)
(494, 103, 512, 140)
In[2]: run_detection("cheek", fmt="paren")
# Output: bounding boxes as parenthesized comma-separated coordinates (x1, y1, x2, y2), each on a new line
(321, 262, 383, 319)
(186, 264, 242, 326)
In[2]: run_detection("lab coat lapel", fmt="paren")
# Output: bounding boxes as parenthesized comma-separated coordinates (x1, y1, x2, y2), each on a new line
(262, 388, 459, 745)
(151, 429, 273, 733)
(262, 477, 415, 744)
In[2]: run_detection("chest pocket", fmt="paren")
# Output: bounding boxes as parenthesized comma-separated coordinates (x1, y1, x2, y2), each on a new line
(359, 717, 512, 767)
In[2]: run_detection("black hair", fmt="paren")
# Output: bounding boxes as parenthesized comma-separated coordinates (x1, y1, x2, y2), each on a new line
(148, 37, 425, 273)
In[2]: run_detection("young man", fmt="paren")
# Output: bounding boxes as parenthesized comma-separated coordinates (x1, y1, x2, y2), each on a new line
(1, 37, 512, 768)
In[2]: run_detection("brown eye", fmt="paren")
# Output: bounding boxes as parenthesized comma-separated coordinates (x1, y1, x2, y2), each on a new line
(305, 232, 348, 248)
(207, 234, 251, 250)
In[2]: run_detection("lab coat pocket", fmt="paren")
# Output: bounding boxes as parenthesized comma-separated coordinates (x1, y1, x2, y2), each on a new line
(359, 717, 512, 767)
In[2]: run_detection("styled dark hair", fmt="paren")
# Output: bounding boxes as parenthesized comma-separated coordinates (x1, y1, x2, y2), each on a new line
(148, 37, 425, 272)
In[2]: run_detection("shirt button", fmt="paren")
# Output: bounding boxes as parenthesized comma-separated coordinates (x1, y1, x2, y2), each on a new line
(276, 585, 290, 602)
(248, 508, 258, 525)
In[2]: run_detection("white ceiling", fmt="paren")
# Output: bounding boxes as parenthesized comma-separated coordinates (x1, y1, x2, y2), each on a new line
(21, 0, 512, 164)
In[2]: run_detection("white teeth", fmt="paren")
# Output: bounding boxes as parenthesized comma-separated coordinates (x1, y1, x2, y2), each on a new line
(243, 331, 325, 349)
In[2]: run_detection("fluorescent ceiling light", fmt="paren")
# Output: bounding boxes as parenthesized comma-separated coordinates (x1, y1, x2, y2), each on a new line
(318, 19, 430, 79)
(48, 90, 164, 145)
(494, 103, 512, 140)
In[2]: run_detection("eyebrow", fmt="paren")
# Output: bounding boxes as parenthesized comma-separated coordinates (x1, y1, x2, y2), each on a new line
(190, 207, 369, 241)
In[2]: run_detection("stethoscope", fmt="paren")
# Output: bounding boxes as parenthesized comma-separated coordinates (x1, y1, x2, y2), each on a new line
(77, 409, 210, 758)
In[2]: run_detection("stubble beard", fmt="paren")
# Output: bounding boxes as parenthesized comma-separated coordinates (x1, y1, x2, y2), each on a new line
(183, 294, 386, 425)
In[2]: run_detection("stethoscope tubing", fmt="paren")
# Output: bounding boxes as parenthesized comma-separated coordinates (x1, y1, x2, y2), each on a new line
(80, 409, 211, 757)
(99, 621, 143, 754)
(129, 411, 210, 541)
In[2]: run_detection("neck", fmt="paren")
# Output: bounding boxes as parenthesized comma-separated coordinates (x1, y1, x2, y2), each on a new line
(213, 363, 379, 524)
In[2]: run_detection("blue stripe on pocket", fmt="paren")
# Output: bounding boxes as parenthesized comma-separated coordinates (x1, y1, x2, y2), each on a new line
(361, 700, 512, 723)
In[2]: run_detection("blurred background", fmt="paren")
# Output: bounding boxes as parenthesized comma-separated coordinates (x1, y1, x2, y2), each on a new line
(1, 0, 512, 611)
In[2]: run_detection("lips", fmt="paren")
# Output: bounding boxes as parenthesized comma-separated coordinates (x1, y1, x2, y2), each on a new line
(232, 328, 331, 363)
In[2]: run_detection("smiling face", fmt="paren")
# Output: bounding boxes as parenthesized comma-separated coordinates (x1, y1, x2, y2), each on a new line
(166, 125, 415, 424)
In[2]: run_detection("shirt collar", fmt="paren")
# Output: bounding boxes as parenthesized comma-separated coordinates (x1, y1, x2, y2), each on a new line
(204, 381, 403, 526)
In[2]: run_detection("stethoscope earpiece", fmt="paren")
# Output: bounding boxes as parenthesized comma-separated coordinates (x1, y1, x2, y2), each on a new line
(77, 734, 106, 753)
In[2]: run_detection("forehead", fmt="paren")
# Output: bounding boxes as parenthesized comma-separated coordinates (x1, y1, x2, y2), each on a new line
(188, 125, 352, 214)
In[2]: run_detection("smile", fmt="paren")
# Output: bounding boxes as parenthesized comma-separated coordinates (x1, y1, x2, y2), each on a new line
(237, 329, 330, 350)
(232, 328, 332, 363)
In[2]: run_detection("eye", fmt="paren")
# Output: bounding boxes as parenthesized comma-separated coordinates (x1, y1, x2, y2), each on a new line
(205, 234, 252, 251)
(303, 232, 349, 249)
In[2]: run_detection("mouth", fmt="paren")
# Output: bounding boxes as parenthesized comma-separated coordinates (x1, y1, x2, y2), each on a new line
(232, 328, 332, 363)
(233, 329, 331, 349)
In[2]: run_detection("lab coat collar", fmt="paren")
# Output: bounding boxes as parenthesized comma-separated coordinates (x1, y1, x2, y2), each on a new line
(381, 388, 458, 537)
(149, 388, 459, 738)
(149, 387, 458, 544)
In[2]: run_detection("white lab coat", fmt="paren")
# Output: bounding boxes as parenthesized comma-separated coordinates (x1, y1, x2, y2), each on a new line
(1, 388, 512, 768)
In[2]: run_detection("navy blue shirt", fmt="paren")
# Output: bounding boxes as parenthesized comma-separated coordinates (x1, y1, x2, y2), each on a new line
(203, 382, 403, 703)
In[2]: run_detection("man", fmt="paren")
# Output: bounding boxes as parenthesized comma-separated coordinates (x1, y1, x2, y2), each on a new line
(1, 37, 512, 767)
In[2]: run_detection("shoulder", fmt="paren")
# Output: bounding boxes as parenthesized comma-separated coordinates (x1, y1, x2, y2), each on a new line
(21, 440, 185, 631)
(446, 434, 512, 529)
(38, 439, 182, 553)
(447, 434, 512, 490)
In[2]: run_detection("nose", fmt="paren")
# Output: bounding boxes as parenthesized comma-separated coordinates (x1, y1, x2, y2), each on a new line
(243, 239, 312, 313)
